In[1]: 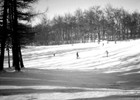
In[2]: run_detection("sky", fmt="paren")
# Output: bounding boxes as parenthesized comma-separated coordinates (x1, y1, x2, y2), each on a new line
(32, 0, 140, 25)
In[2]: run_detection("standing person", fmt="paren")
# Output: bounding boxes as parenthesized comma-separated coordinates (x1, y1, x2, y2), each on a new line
(102, 43, 104, 46)
(106, 50, 109, 57)
(53, 53, 55, 56)
(76, 52, 79, 59)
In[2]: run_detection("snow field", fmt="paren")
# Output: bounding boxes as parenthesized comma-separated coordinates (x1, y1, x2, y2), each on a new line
(1, 40, 140, 100)
(3, 40, 140, 73)
(21, 40, 140, 73)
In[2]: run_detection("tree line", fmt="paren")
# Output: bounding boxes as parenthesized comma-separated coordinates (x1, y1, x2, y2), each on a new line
(34, 5, 140, 45)
(0, 0, 37, 71)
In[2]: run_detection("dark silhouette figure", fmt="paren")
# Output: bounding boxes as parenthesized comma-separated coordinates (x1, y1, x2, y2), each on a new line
(102, 43, 104, 46)
(106, 50, 109, 57)
(53, 53, 55, 56)
(76, 52, 79, 59)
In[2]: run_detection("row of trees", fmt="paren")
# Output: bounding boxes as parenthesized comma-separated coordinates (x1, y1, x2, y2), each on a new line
(0, 0, 37, 71)
(34, 5, 140, 45)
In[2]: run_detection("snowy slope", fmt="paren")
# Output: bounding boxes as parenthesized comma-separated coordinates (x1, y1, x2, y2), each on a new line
(1, 40, 140, 100)
(4, 40, 140, 73)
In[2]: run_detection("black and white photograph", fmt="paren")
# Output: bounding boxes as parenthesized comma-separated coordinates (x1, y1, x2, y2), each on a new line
(0, 0, 140, 100)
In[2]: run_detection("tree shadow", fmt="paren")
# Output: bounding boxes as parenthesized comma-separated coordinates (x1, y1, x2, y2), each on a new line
(0, 88, 90, 96)
(121, 53, 140, 61)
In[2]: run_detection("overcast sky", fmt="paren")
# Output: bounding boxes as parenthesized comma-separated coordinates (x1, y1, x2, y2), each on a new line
(32, 0, 140, 25)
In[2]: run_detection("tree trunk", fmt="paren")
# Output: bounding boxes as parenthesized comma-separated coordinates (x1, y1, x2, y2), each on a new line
(7, 47, 11, 68)
(0, 0, 8, 71)
(0, 41, 6, 71)
(12, 0, 20, 71)
(19, 46, 24, 68)
(98, 32, 100, 44)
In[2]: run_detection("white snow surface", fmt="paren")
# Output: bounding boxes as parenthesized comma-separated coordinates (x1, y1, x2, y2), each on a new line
(2, 40, 140, 99)
(4, 39, 140, 73)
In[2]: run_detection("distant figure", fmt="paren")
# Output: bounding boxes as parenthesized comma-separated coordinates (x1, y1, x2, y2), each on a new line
(53, 53, 55, 56)
(102, 43, 104, 46)
(76, 52, 79, 59)
(106, 50, 109, 57)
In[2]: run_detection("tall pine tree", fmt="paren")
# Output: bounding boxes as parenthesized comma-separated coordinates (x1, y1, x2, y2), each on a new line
(12, 0, 37, 71)
(0, 0, 37, 71)
(0, 0, 8, 71)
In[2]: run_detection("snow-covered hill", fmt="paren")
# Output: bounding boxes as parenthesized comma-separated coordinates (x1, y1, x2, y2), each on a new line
(1, 39, 140, 100)
(5, 40, 140, 73)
